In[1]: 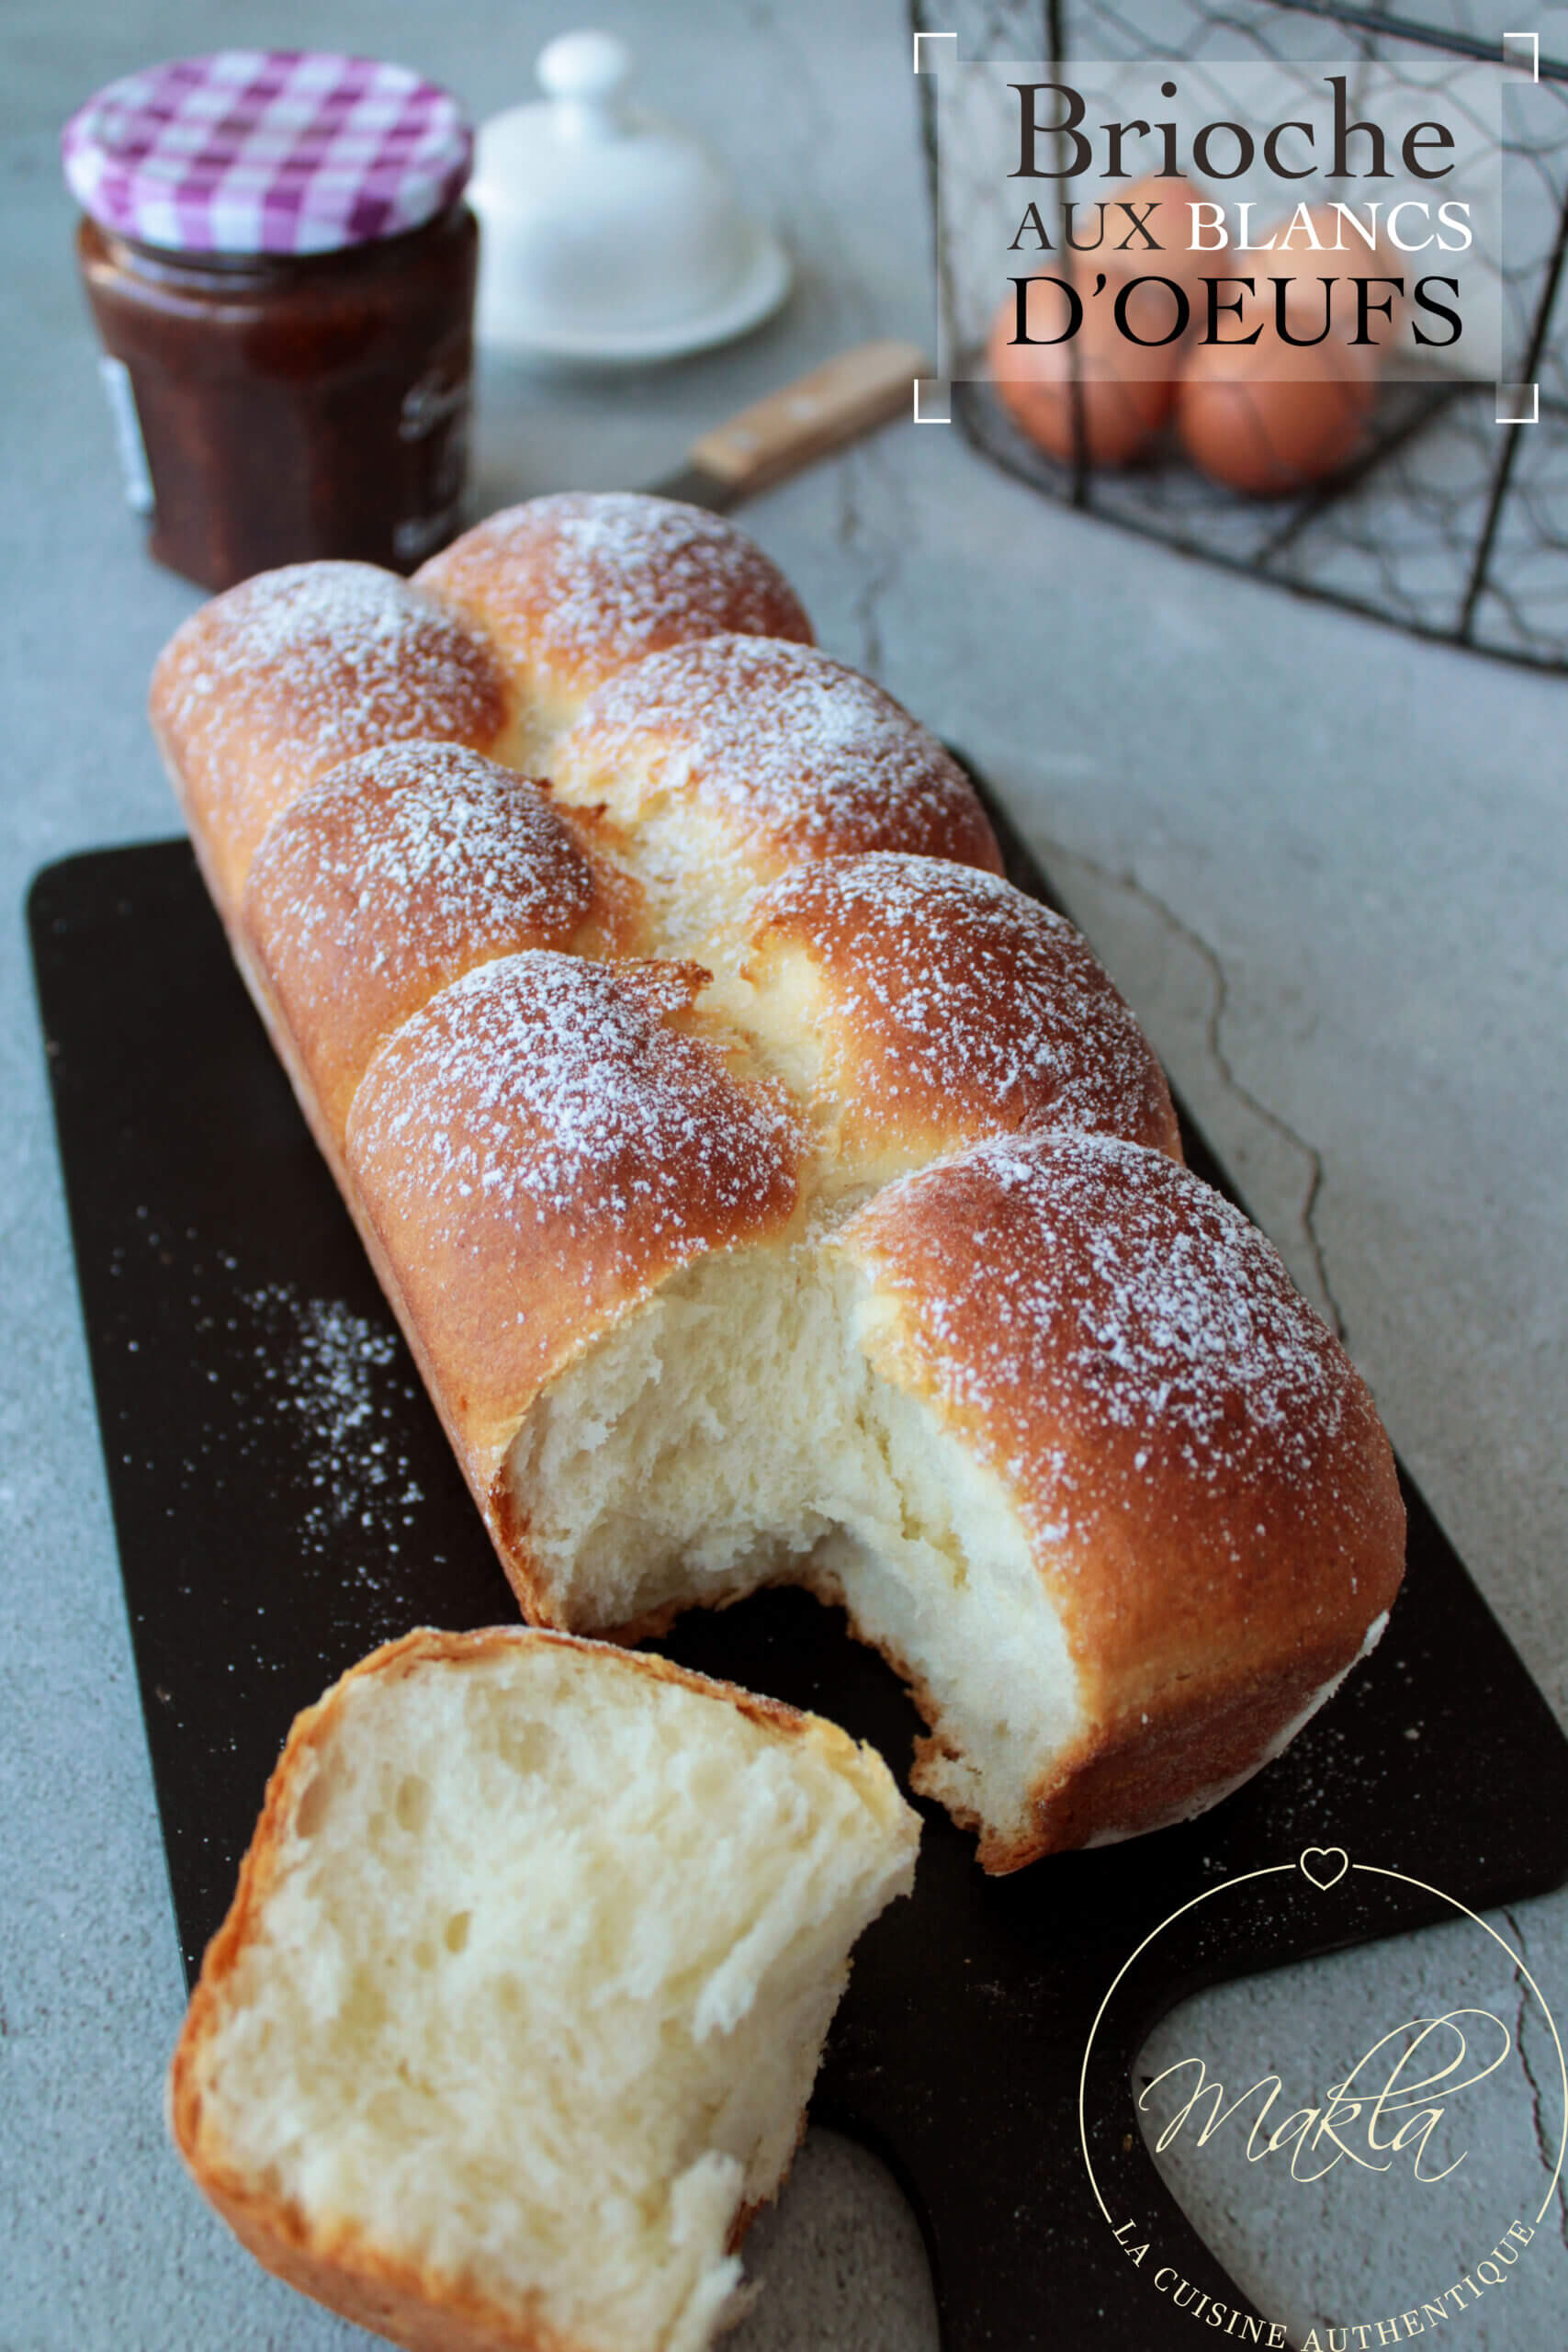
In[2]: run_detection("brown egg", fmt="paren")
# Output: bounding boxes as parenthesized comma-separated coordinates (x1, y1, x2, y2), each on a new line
(987, 273, 1183, 469)
(1258, 202, 1402, 345)
(1093, 173, 1210, 305)
(1178, 332, 1377, 495)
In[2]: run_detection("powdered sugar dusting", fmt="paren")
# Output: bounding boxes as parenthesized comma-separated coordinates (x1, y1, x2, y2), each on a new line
(849, 1131, 1356, 1532)
(756, 853, 1178, 1149)
(420, 493, 811, 684)
(251, 743, 597, 989)
(155, 563, 506, 875)
(350, 953, 800, 1292)
(557, 637, 1001, 870)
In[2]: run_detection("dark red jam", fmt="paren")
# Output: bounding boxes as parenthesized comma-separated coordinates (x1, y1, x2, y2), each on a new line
(77, 202, 477, 592)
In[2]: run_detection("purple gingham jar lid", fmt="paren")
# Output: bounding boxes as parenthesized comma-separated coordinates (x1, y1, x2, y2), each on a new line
(62, 50, 472, 255)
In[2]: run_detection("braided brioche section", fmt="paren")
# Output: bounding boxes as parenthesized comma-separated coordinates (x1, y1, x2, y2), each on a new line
(151, 492, 1404, 1870)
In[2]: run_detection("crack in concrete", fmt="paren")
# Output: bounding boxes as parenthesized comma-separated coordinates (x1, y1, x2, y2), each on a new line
(1040, 839, 1348, 1340)
(834, 437, 909, 679)
(1502, 1904, 1568, 2252)
(742, 0, 918, 676)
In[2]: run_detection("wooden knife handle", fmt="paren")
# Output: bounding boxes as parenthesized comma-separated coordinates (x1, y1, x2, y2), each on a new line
(687, 339, 929, 494)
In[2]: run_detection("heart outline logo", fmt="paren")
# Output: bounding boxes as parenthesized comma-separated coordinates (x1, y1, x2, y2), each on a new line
(1299, 1845, 1349, 1890)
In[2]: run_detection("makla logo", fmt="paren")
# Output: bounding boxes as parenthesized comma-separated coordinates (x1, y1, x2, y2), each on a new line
(1078, 1852, 1565, 2346)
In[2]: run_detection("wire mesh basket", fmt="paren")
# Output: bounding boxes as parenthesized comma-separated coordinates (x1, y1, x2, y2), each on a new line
(915, 1, 1568, 668)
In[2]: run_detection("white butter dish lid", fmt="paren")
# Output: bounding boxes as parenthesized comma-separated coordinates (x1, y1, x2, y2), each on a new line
(471, 28, 791, 361)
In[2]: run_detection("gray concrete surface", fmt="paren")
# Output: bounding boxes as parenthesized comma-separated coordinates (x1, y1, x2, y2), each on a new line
(2, 4, 1563, 2348)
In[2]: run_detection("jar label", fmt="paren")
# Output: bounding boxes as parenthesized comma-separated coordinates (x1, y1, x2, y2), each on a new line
(97, 356, 154, 515)
(393, 502, 462, 563)
(400, 368, 469, 444)
(393, 344, 471, 563)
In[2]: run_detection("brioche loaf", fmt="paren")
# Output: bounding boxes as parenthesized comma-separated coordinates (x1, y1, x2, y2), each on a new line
(150, 489, 1404, 1869)
(169, 1628, 918, 2352)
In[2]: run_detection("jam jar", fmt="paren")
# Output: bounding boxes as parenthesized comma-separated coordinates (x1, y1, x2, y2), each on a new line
(63, 51, 478, 592)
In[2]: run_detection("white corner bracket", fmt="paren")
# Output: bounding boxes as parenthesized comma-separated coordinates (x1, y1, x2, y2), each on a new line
(1503, 31, 1540, 80)
(1496, 381, 1540, 424)
(913, 29, 956, 73)
(913, 378, 952, 424)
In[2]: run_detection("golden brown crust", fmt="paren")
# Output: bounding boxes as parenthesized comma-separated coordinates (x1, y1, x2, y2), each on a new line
(740, 852, 1182, 1172)
(985, 1644, 1355, 1865)
(344, 954, 804, 1485)
(214, 912, 520, 1609)
(150, 563, 509, 920)
(840, 1130, 1405, 1865)
(550, 637, 1003, 885)
(169, 1627, 862, 2352)
(149, 492, 1405, 1891)
(168, 2174, 588, 2352)
(415, 495, 813, 764)
(240, 743, 632, 1141)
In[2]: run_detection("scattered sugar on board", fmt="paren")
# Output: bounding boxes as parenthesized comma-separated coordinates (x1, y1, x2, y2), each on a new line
(124, 1219, 437, 1653)
(558, 636, 996, 864)
(229, 1280, 430, 1644)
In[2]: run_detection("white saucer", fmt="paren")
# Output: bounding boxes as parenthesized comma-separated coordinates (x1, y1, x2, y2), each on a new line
(478, 226, 793, 366)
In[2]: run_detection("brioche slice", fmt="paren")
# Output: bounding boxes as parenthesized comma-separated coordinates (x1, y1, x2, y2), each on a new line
(169, 1628, 919, 2352)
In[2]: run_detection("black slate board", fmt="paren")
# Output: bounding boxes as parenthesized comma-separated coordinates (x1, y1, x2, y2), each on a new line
(28, 805, 1568, 2352)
